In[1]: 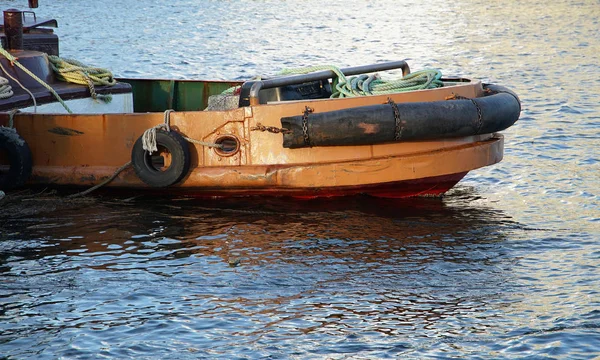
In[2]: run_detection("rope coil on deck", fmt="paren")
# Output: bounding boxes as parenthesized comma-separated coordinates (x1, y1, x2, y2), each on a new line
(47, 55, 116, 103)
(0, 47, 71, 113)
(0, 76, 13, 99)
(279, 65, 443, 98)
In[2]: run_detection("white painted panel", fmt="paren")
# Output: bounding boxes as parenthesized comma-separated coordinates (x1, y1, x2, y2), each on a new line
(20, 93, 134, 114)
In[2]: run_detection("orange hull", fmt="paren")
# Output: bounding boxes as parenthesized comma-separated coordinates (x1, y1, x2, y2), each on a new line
(0, 8, 518, 199)
(0, 9, 521, 198)
(0, 52, 514, 198)
(1, 80, 504, 198)
(120, 172, 470, 199)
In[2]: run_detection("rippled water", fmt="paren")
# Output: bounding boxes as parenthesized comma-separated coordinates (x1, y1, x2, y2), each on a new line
(1, 0, 599, 358)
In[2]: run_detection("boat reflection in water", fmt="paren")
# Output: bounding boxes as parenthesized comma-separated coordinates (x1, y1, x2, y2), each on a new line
(1, 191, 518, 357)
(5, 191, 515, 268)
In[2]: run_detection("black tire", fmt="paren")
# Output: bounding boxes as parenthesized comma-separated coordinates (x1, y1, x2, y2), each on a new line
(0, 128, 33, 191)
(131, 130, 191, 187)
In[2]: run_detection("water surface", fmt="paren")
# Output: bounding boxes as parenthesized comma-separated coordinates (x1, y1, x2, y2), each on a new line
(1, 0, 598, 358)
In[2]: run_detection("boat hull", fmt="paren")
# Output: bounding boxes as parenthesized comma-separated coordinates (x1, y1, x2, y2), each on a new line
(78, 172, 468, 199)
(171, 172, 468, 199)
(1, 78, 509, 198)
(20, 134, 502, 198)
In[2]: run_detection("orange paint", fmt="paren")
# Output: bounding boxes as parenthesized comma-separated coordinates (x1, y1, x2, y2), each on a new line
(1, 80, 508, 198)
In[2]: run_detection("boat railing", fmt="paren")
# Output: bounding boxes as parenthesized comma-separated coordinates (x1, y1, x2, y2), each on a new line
(244, 60, 411, 106)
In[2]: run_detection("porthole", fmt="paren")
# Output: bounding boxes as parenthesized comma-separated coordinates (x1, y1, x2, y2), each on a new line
(214, 135, 240, 157)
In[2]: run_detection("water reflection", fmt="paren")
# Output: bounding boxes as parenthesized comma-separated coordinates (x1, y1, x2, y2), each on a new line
(1, 192, 521, 358)
(2, 193, 517, 269)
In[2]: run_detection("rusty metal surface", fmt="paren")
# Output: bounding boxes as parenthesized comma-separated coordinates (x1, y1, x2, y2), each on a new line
(0, 16, 58, 31)
(3, 9, 23, 50)
(3, 79, 503, 196)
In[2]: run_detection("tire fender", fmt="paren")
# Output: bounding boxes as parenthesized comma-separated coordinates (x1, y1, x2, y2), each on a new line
(131, 130, 191, 187)
(0, 127, 32, 190)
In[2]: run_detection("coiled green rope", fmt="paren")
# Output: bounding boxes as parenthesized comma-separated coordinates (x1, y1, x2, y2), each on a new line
(279, 65, 443, 98)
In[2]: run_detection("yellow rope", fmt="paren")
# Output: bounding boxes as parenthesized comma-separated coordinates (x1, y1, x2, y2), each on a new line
(0, 47, 72, 113)
(47, 55, 116, 103)
(0, 61, 37, 112)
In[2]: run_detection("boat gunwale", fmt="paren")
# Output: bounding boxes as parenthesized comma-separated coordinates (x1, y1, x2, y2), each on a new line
(21, 133, 503, 190)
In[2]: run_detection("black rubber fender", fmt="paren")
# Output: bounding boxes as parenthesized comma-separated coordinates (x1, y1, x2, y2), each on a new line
(280, 83, 521, 148)
(0, 127, 32, 190)
(131, 130, 191, 187)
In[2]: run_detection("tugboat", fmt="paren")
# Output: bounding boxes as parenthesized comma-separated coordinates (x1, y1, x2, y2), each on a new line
(0, 1, 520, 198)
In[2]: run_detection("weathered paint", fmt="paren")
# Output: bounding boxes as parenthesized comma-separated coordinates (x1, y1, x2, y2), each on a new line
(1, 79, 506, 198)
(47, 127, 84, 136)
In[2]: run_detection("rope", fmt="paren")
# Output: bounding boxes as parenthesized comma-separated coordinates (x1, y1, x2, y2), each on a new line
(142, 110, 223, 154)
(0, 111, 24, 147)
(0, 47, 72, 113)
(183, 135, 224, 148)
(0, 126, 24, 146)
(67, 161, 132, 198)
(221, 85, 242, 95)
(70, 110, 224, 197)
(47, 55, 116, 103)
(0, 76, 13, 99)
(141, 110, 172, 154)
(8, 109, 18, 128)
(0, 48, 117, 111)
(0, 59, 37, 112)
(279, 65, 443, 98)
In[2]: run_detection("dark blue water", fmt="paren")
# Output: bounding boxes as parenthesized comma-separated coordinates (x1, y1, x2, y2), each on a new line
(1, 0, 599, 358)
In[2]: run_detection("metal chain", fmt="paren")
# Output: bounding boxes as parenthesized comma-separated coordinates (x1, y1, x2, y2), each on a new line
(250, 123, 291, 134)
(471, 99, 483, 134)
(302, 106, 313, 146)
(387, 98, 403, 141)
(445, 94, 483, 134)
